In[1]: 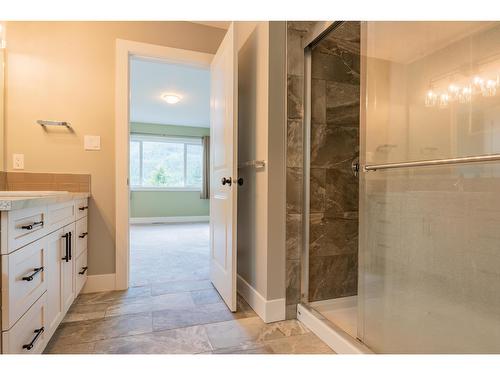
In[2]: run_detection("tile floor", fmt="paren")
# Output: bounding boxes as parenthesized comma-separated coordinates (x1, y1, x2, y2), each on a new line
(44, 223, 334, 354)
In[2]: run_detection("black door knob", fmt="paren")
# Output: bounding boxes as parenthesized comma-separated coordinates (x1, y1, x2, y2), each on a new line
(221, 177, 232, 186)
(237, 178, 244, 186)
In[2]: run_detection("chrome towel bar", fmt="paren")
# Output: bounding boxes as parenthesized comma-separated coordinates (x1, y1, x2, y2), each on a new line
(37, 120, 72, 129)
(364, 153, 500, 171)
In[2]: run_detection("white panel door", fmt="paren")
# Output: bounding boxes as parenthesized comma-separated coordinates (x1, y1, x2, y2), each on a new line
(209, 23, 238, 311)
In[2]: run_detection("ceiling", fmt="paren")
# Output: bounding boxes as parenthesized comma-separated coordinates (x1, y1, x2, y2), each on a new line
(367, 22, 495, 64)
(130, 57, 210, 128)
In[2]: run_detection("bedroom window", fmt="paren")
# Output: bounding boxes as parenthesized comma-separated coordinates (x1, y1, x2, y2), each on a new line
(130, 135, 203, 191)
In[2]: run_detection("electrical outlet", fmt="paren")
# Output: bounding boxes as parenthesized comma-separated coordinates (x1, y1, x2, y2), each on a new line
(84, 135, 101, 151)
(13, 154, 24, 170)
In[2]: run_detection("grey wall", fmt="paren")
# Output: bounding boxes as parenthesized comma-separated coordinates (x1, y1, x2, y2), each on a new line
(236, 21, 287, 302)
(237, 22, 269, 298)
(266, 21, 287, 300)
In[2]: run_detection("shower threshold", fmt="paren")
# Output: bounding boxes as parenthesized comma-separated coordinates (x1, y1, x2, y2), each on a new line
(297, 297, 372, 354)
(310, 296, 358, 337)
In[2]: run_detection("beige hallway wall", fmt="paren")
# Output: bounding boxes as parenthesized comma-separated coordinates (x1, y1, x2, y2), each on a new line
(5, 21, 225, 275)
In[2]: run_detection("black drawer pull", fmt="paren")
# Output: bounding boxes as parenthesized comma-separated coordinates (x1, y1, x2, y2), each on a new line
(68, 232, 72, 260)
(79, 266, 88, 275)
(79, 232, 88, 238)
(78, 206, 88, 211)
(21, 221, 44, 230)
(22, 267, 44, 281)
(61, 233, 69, 262)
(23, 327, 44, 351)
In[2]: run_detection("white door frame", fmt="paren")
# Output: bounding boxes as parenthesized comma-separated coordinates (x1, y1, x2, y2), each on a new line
(115, 39, 214, 290)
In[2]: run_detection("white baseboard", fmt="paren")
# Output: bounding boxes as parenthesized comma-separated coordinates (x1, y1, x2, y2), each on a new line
(81, 273, 117, 294)
(237, 274, 285, 323)
(297, 303, 372, 354)
(130, 216, 209, 224)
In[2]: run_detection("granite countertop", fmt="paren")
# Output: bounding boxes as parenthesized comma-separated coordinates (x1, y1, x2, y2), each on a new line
(0, 191, 90, 211)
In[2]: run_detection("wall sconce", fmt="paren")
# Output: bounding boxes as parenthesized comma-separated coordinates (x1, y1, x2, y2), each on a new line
(485, 79, 498, 97)
(459, 86, 472, 104)
(439, 93, 449, 108)
(425, 74, 500, 107)
(425, 90, 437, 107)
(448, 84, 460, 100)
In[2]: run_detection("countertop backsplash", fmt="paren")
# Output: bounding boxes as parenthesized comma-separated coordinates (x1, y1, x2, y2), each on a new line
(0, 171, 91, 193)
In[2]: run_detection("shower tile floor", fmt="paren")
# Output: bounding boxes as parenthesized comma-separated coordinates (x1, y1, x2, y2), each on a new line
(44, 223, 334, 354)
(310, 296, 358, 338)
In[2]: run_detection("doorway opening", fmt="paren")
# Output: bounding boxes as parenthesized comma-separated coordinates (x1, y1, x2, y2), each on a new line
(128, 56, 212, 288)
(115, 28, 240, 314)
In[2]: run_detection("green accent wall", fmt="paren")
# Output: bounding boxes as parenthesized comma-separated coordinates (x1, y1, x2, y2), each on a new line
(130, 122, 210, 218)
(131, 190, 209, 218)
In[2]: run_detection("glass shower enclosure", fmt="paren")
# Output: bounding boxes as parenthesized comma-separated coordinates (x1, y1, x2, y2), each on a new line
(302, 21, 500, 353)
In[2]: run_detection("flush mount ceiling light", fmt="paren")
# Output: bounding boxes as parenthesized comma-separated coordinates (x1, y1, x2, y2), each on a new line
(161, 93, 182, 104)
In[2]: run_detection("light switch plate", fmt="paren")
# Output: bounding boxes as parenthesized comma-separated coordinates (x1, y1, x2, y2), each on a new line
(13, 154, 24, 170)
(84, 135, 101, 151)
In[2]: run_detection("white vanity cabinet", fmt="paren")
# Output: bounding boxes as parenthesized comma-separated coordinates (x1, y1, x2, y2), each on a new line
(0, 195, 89, 354)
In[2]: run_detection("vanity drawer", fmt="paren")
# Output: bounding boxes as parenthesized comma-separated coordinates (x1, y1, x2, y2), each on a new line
(75, 198, 88, 220)
(2, 293, 48, 354)
(75, 217, 88, 259)
(75, 250, 88, 295)
(46, 200, 75, 233)
(1, 206, 48, 254)
(1, 237, 47, 330)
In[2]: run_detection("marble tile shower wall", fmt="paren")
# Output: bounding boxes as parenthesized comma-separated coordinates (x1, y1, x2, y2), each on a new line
(285, 22, 361, 316)
(308, 22, 360, 302)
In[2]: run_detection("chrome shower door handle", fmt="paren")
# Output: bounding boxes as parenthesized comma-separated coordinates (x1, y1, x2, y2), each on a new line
(351, 156, 360, 177)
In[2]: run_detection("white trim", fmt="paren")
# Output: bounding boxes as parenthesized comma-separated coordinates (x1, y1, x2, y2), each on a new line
(115, 39, 214, 290)
(131, 133, 202, 144)
(130, 187, 201, 192)
(237, 274, 285, 323)
(297, 303, 373, 354)
(130, 216, 209, 224)
(81, 273, 117, 294)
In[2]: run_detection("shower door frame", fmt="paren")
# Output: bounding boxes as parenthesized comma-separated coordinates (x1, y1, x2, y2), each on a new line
(300, 20, 366, 342)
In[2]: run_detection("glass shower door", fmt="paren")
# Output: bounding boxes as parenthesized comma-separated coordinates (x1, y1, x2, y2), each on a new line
(360, 21, 500, 353)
